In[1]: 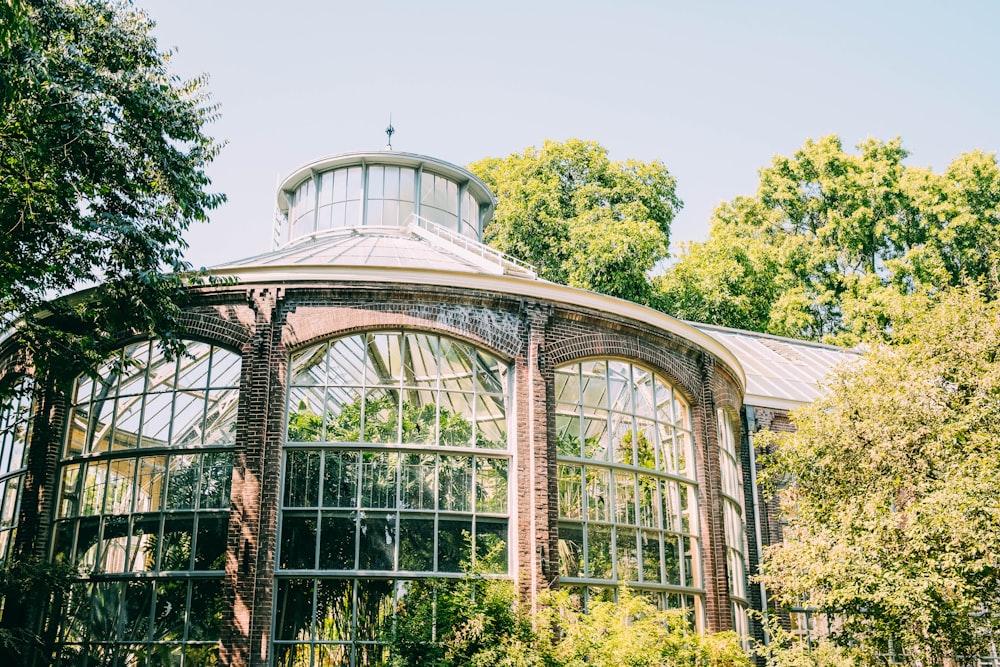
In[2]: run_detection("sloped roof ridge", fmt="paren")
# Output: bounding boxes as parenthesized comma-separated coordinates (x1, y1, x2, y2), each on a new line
(689, 321, 860, 353)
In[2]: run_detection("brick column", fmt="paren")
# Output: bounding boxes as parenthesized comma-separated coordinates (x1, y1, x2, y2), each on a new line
(223, 287, 286, 667)
(514, 303, 555, 608)
(694, 354, 732, 633)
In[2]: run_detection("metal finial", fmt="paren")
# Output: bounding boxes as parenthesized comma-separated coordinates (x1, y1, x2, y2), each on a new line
(385, 114, 395, 150)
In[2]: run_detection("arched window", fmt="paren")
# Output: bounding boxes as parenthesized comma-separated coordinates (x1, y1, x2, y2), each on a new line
(276, 331, 511, 666)
(554, 359, 703, 626)
(52, 340, 241, 664)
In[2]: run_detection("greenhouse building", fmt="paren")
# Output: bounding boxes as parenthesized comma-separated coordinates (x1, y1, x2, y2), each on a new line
(0, 149, 852, 666)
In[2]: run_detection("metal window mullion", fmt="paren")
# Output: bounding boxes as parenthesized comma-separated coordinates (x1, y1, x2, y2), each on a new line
(353, 453, 363, 572)
(314, 453, 324, 571)
(360, 163, 369, 227)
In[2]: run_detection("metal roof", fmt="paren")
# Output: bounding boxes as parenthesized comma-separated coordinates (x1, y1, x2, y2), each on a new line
(214, 217, 536, 279)
(695, 323, 859, 410)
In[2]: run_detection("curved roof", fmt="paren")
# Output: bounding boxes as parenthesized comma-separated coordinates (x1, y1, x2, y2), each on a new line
(210, 224, 747, 394)
(215, 218, 536, 278)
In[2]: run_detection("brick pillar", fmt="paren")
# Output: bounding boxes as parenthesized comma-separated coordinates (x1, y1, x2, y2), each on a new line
(15, 374, 67, 562)
(514, 303, 554, 608)
(223, 287, 286, 667)
(694, 354, 732, 633)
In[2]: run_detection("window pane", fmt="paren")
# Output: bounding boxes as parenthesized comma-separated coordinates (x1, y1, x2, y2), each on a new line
(558, 521, 583, 578)
(586, 524, 612, 579)
(323, 450, 358, 508)
(356, 579, 395, 640)
(319, 514, 356, 570)
(437, 518, 472, 572)
(475, 518, 508, 574)
(275, 578, 314, 641)
(398, 516, 434, 572)
(280, 514, 316, 569)
(361, 452, 397, 509)
(160, 514, 194, 570)
(194, 514, 227, 570)
(401, 454, 435, 511)
(315, 579, 353, 641)
(359, 513, 395, 571)
(558, 465, 582, 519)
(285, 450, 321, 507)
(438, 456, 471, 512)
(616, 527, 638, 582)
(475, 457, 507, 514)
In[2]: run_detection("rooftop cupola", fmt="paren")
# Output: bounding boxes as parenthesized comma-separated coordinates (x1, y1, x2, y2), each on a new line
(276, 151, 496, 247)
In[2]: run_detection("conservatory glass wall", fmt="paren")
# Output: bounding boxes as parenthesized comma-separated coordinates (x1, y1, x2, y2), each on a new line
(276, 331, 511, 666)
(51, 340, 242, 665)
(718, 410, 750, 640)
(0, 378, 33, 563)
(554, 359, 703, 627)
(283, 161, 483, 245)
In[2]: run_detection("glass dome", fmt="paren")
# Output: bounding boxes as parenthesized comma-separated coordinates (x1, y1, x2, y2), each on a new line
(277, 152, 496, 247)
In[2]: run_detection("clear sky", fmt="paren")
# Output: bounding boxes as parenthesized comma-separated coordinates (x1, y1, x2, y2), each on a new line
(135, 0, 1000, 270)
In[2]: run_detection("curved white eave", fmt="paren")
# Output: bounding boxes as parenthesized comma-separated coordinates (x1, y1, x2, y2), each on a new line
(743, 395, 809, 412)
(207, 263, 747, 395)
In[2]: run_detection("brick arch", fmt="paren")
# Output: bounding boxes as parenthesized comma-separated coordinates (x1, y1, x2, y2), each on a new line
(176, 310, 253, 353)
(281, 304, 525, 362)
(546, 332, 702, 405)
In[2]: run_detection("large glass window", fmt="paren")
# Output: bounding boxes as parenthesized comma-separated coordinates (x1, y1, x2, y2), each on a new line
(364, 166, 415, 227)
(278, 332, 510, 665)
(0, 378, 33, 563)
(718, 410, 750, 639)
(459, 189, 479, 239)
(419, 173, 459, 232)
(317, 166, 363, 232)
(290, 177, 317, 239)
(555, 360, 702, 626)
(53, 341, 241, 665)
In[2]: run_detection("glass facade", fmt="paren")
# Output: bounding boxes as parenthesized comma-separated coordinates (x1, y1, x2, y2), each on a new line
(285, 163, 482, 244)
(52, 340, 241, 665)
(554, 360, 702, 624)
(277, 331, 510, 665)
(0, 378, 33, 563)
(718, 410, 750, 640)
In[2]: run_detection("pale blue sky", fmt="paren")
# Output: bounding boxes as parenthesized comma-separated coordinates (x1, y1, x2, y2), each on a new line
(136, 0, 1000, 269)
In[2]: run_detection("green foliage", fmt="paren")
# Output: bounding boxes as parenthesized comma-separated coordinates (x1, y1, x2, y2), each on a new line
(757, 288, 1000, 663)
(388, 576, 751, 667)
(0, 0, 224, 387)
(469, 139, 681, 304)
(536, 587, 749, 667)
(387, 541, 540, 667)
(657, 136, 1000, 343)
(751, 613, 860, 667)
(0, 556, 75, 665)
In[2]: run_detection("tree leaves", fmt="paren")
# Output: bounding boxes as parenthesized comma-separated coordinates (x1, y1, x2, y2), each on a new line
(469, 139, 680, 304)
(657, 136, 1000, 344)
(758, 288, 1000, 662)
(0, 0, 224, 385)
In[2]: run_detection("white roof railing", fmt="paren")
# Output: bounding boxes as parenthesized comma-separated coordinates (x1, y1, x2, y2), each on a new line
(406, 214, 537, 279)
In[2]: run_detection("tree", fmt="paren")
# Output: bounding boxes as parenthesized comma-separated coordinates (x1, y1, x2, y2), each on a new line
(756, 288, 1000, 663)
(1, 0, 224, 385)
(656, 136, 1000, 343)
(469, 139, 681, 304)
